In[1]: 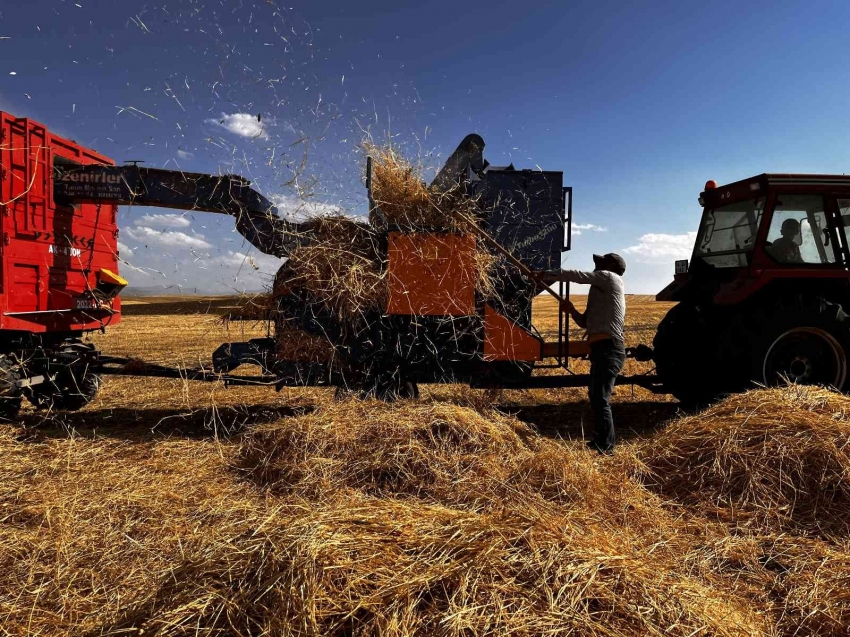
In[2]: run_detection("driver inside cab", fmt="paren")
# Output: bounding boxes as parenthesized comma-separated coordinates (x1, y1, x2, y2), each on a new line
(768, 218, 803, 264)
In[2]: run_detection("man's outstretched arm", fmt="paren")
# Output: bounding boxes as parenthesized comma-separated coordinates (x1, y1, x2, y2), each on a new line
(538, 269, 612, 288)
(531, 270, 594, 327)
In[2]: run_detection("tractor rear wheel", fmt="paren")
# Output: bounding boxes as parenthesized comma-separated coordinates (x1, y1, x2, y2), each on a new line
(654, 296, 850, 406)
(748, 296, 850, 390)
(653, 302, 742, 406)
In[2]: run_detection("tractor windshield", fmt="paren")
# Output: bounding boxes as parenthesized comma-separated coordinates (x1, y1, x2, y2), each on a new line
(693, 197, 765, 268)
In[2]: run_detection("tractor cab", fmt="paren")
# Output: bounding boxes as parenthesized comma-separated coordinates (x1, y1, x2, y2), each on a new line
(653, 174, 850, 406)
(658, 174, 850, 304)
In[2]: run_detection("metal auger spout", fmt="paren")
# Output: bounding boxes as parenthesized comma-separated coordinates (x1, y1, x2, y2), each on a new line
(53, 163, 314, 257)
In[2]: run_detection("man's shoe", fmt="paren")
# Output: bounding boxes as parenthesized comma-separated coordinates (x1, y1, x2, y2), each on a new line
(586, 440, 614, 456)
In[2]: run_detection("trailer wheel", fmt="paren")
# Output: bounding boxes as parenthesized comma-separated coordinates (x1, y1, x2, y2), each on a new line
(751, 297, 850, 390)
(27, 367, 102, 412)
(0, 397, 21, 421)
(0, 355, 22, 421)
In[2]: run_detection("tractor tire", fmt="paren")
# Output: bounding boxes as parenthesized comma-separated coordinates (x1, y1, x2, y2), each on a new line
(653, 302, 745, 407)
(743, 296, 850, 391)
(27, 367, 102, 412)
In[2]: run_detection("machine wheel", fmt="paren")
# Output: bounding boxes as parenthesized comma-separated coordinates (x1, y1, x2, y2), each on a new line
(748, 296, 850, 390)
(27, 367, 102, 412)
(362, 372, 419, 402)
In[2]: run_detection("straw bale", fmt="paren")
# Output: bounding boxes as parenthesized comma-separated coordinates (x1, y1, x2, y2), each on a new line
(638, 385, 850, 537)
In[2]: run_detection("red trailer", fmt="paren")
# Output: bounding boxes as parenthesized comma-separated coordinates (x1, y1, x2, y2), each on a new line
(0, 110, 301, 418)
(0, 113, 123, 330)
(0, 113, 126, 416)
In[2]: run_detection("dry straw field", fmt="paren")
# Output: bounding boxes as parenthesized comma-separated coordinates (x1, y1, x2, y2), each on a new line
(1, 295, 850, 636)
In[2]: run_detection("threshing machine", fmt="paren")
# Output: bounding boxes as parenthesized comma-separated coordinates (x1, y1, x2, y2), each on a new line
(4, 109, 849, 412)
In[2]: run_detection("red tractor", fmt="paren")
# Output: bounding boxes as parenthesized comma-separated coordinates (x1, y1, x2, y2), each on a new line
(655, 175, 850, 405)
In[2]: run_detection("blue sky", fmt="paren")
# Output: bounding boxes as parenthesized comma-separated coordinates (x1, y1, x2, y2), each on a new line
(1, 0, 848, 293)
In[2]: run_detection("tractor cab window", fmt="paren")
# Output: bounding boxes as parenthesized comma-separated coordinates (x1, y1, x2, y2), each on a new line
(766, 195, 835, 265)
(693, 197, 765, 268)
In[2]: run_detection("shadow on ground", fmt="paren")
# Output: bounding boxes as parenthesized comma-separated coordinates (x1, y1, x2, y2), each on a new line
(506, 400, 682, 442)
(15, 403, 316, 440)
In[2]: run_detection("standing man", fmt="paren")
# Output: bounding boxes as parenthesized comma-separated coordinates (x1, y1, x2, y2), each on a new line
(537, 253, 627, 454)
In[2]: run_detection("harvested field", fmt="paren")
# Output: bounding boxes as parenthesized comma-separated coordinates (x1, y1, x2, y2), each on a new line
(0, 295, 848, 636)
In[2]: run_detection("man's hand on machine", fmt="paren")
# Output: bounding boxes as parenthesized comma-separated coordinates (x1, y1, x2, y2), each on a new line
(529, 270, 562, 285)
(560, 298, 577, 313)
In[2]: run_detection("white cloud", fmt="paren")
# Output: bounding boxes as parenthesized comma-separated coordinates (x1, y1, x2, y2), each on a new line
(622, 232, 697, 263)
(126, 226, 213, 250)
(176, 149, 193, 160)
(572, 223, 608, 236)
(205, 112, 267, 139)
(135, 213, 191, 228)
(117, 241, 134, 257)
(213, 250, 281, 274)
(270, 194, 339, 221)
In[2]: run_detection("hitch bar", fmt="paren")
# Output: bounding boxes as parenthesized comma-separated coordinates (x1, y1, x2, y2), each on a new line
(95, 355, 279, 387)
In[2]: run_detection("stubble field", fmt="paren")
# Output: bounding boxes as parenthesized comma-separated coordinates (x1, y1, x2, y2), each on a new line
(1, 295, 849, 636)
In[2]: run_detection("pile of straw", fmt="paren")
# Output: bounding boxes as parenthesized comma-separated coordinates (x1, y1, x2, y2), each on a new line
(231, 401, 764, 635)
(638, 385, 850, 536)
(4, 387, 850, 635)
(764, 535, 850, 635)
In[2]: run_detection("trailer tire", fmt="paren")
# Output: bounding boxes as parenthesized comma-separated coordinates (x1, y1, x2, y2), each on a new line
(27, 367, 102, 412)
(0, 397, 22, 421)
(0, 355, 22, 421)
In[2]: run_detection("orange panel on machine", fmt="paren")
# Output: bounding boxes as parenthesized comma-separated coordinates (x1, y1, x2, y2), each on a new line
(541, 339, 591, 358)
(387, 232, 476, 316)
(483, 305, 542, 361)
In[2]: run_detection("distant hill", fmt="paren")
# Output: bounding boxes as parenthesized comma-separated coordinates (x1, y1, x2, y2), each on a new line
(122, 286, 232, 298)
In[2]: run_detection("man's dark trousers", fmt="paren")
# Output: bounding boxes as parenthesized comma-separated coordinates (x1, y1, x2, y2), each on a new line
(588, 339, 626, 452)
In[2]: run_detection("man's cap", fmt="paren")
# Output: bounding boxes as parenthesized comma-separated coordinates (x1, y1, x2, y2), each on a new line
(593, 253, 627, 275)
